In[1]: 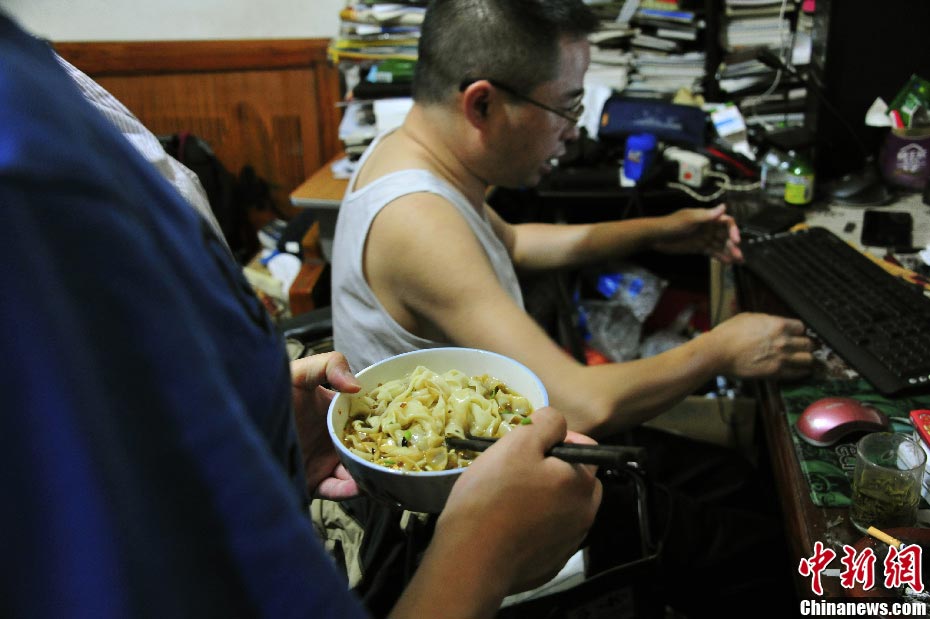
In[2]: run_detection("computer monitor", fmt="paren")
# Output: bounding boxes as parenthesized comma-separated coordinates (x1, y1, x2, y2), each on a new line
(807, 0, 930, 182)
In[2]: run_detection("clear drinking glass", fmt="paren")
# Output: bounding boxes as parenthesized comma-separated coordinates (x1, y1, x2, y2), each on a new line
(849, 432, 926, 534)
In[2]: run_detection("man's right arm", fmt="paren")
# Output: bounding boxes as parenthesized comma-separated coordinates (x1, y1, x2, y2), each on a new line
(365, 195, 813, 438)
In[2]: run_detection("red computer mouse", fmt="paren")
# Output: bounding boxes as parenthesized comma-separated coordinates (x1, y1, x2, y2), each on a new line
(795, 397, 890, 447)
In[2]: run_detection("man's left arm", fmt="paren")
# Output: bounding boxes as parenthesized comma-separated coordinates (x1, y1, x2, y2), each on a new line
(487, 203, 741, 270)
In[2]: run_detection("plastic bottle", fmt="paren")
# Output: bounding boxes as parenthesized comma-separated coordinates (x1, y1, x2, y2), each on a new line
(759, 147, 790, 199)
(784, 150, 815, 206)
(623, 133, 657, 182)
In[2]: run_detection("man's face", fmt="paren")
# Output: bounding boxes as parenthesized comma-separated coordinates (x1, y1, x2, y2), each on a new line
(493, 36, 590, 188)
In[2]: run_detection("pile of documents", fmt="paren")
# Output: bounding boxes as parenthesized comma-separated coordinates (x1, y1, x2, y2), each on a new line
(717, 0, 812, 130)
(589, 0, 708, 98)
(328, 2, 424, 64)
(330, 2, 426, 159)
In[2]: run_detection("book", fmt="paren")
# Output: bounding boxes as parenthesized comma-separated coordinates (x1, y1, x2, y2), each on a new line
(339, 4, 426, 26)
(258, 219, 288, 251)
(637, 7, 696, 23)
(725, 0, 783, 5)
(631, 33, 682, 52)
(590, 48, 634, 66)
(637, 64, 704, 77)
(637, 50, 705, 64)
(725, 4, 795, 18)
(720, 17, 792, 51)
(640, 0, 680, 8)
(656, 26, 699, 41)
(589, 25, 636, 47)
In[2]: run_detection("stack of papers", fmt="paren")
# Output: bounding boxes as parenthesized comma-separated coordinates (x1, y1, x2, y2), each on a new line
(328, 2, 426, 63)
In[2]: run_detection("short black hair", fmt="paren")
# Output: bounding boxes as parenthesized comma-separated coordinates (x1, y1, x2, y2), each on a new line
(413, 0, 599, 104)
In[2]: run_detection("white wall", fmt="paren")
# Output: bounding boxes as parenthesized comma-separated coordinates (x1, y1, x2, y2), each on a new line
(2, 0, 345, 41)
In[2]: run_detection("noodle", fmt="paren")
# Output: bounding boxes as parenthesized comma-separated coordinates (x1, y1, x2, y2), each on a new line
(341, 365, 534, 472)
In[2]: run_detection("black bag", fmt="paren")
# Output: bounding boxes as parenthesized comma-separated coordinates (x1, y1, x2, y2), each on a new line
(159, 132, 249, 261)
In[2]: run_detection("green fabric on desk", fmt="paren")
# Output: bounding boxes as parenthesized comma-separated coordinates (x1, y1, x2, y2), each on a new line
(781, 378, 930, 507)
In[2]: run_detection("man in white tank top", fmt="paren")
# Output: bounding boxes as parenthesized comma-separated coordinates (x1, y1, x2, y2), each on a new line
(327, 1, 814, 615)
(331, 5, 813, 437)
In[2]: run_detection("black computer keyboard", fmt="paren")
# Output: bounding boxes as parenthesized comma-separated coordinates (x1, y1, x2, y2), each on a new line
(742, 226, 930, 396)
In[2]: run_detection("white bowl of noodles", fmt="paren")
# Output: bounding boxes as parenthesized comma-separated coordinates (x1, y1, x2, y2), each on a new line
(328, 347, 548, 513)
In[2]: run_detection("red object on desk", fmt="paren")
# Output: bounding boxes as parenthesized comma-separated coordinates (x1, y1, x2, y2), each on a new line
(911, 410, 930, 444)
(847, 527, 930, 599)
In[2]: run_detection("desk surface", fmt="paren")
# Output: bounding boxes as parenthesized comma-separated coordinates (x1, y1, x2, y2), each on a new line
(804, 192, 930, 253)
(289, 154, 350, 208)
(738, 271, 862, 599)
(737, 191, 930, 600)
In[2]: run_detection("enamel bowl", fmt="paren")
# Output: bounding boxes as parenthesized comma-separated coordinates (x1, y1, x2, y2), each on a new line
(328, 347, 548, 513)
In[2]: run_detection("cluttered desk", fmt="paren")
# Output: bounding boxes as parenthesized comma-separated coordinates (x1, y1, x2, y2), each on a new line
(520, 95, 930, 602)
(530, 67, 930, 604)
(733, 190, 930, 602)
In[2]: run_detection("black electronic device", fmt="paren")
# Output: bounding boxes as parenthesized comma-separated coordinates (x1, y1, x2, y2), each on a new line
(860, 210, 913, 249)
(824, 164, 894, 205)
(742, 227, 930, 396)
(755, 48, 894, 206)
(598, 97, 707, 146)
(805, 0, 930, 184)
(741, 205, 805, 237)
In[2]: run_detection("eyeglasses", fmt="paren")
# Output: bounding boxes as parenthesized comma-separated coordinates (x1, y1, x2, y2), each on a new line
(458, 78, 584, 125)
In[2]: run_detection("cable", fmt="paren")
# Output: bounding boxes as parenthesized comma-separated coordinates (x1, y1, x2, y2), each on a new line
(703, 146, 759, 179)
(738, 0, 794, 112)
(667, 182, 726, 202)
(667, 170, 761, 202)
(706, 170, 762, 192)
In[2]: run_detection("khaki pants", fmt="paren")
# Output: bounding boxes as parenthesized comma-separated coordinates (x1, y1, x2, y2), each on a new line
(310, 497, 432, 606)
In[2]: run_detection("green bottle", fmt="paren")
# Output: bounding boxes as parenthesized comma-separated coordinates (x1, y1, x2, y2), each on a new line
(784, 150, 815, 206)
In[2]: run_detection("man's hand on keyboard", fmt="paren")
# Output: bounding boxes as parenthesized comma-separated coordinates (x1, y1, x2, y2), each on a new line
(710, 313, 814, 380)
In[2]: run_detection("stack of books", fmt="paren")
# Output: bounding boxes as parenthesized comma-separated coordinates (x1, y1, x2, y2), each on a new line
(585, 0, 709, 98)
(328, 2, 425, 64)
(628, 49, 706, 96)
(588, 21, 635, 68)
(329, 2, 427, 159)
(716, 0, 813, 130)
(719, 0, 804, 53)
(624, 3, 708, 97)
(338, 101, 379, 160)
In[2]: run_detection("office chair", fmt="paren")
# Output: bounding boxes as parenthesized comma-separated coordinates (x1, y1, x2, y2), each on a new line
(484, 268, 667, 617)
(495, 461, 665, 619)
(278, 305, 335, 359)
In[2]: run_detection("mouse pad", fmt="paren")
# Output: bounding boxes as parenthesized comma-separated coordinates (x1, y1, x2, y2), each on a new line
(781, 373, 930, 507)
